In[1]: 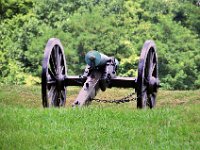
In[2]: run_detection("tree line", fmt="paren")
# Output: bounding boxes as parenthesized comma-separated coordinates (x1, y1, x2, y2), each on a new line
(0, 0, 200, 89)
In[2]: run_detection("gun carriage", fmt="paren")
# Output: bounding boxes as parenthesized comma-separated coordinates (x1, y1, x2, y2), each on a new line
(41, 38, 159, 109)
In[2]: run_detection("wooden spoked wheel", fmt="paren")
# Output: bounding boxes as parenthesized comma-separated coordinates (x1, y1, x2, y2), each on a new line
(137, 40, 159, 109)
(41, 38, 67, 107)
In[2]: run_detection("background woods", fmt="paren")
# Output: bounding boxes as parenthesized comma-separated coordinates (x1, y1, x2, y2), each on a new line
(0, 0, 200, 89)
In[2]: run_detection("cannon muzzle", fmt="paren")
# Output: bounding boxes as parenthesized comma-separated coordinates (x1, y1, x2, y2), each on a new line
(85, 50, 110, 67)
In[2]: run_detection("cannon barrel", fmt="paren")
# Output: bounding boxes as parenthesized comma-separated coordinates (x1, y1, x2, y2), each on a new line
(85, 50, 110, 67)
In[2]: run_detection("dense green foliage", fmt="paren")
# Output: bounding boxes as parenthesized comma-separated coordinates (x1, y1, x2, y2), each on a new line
(0, 85, 200, 149)
(1, 0, 200, 89)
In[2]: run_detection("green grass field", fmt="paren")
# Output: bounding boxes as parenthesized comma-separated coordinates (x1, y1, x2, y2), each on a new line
(0, 85, 199, 149)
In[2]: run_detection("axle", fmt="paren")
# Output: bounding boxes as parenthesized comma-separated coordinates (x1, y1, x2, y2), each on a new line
(64, 76, 137, 88)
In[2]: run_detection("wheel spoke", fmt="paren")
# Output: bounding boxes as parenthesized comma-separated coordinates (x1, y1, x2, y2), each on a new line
(53, 46, 58, 71)
(48, 68, 56, 80)
(142, 85, 147, 93)
(150, 51, 155, 65)
(150, 63, 156, 76)
(48, 86, 56, 100)
(59, 90, 66, 106)
(60, 66, 65, 75)
(51, 90, 58, 106)
(148, 51, 154, 77)
(56, 46, 60, 67)
(149, 51, 155, 75)
(149, 93, 156, 108)
(59, 54, 63, 74)
(60, 53, 63, 65)
(61, 89, 66, 99)
(145, 51, 151, 80)
(47, 80, 56, 85)
(148, 50, 152, 68)
(142, 91, 148, 107)
(143, 77, 149, 85)
(50, 54, 57, 74)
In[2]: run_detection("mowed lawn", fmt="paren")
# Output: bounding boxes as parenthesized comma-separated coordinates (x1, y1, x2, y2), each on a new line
(0, 85, 199, 149)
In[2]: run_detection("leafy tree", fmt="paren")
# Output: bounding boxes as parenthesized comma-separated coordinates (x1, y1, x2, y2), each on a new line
(0, 0, 200, 89)
(0, 0, 33, 19)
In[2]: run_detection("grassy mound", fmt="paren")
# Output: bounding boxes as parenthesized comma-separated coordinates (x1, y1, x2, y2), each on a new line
(0, 85, 199, 149)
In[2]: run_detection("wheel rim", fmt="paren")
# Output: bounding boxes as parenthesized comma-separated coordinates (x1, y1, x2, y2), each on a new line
(137, 40, 158, 109)
(42, 38, 67, 107)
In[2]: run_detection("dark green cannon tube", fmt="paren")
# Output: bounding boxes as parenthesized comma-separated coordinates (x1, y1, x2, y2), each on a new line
(85, 50, 110, 67)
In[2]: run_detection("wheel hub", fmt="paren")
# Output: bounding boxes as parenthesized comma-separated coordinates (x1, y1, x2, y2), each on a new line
(56, 74, 65, 90)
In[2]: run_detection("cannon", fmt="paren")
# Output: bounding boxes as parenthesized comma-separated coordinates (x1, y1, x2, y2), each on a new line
(41, 38, 159, 109)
